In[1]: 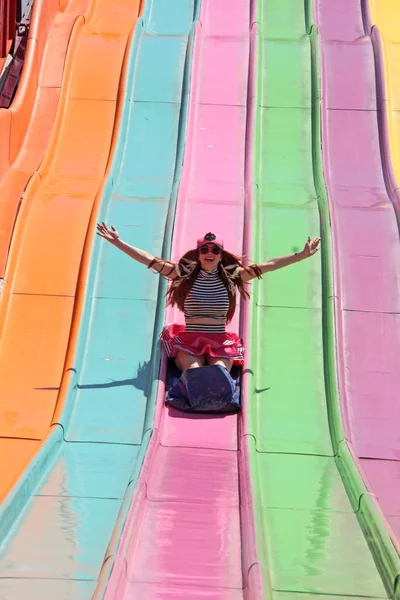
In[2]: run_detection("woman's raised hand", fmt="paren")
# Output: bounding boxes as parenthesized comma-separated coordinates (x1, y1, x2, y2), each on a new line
(302, 236, 321, 258)
(96, 222, 120, 244)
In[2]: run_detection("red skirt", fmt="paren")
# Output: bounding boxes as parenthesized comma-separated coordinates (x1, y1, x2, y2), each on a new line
(160, 323, 244, 365)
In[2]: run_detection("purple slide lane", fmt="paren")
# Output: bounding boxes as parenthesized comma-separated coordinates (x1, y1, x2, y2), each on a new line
(315, 0, 400, 545)
(103, 1, 262, 598)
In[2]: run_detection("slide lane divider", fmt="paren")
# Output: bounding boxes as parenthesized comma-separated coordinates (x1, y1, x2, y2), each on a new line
(240, 11, 264, 599)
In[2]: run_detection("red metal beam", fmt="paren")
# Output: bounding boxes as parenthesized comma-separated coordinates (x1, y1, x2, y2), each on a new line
(0, 0, 17, 60)
(7, 0, 16, 41)
(0, 0, 8, 58)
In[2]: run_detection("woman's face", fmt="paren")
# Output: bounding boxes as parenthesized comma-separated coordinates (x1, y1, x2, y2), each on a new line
(198, 244, 222, 270)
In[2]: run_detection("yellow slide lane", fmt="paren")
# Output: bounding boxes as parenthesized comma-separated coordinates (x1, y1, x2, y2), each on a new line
(369, 0, 400, 188)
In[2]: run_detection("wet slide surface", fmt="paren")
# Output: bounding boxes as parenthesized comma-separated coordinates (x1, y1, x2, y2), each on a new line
(0, 1, 397, 598)
(0, 0, 89, 499)
(339, 0, 400, 547)
(247, 0, 388, 596)
(104, 0, 260, 598)
(0, 0, 140, 596)
(315, 0, 400, 554)
(0, 0, 88, 277)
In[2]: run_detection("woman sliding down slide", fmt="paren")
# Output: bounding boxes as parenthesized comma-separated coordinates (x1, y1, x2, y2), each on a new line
(97, 223, 320, 374)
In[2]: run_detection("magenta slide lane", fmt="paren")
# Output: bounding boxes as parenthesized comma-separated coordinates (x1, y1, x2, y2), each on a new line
(315, 0, 400, 548)
(103, 1, 262, 598)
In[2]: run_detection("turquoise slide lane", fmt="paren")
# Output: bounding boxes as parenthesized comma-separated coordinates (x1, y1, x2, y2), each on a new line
(0, 1, 198, 597)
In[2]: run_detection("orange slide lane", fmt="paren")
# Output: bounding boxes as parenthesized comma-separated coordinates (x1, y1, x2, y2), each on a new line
(0, 0, 90, 277)
(0, 0, 141, 501)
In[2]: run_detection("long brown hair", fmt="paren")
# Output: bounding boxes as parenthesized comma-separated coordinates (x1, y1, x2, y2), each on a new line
(162, 249, 261, 324)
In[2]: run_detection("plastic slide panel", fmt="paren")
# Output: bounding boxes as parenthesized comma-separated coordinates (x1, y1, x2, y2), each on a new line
(0, 0, 89, 277)
(0, 0, 141, 596)
(0, 0, 109, 503)
(319, 0, 400, 557)
(103, 1, 262, 598)
(314, 0, 400, 577)
(247, 0, 389, 597)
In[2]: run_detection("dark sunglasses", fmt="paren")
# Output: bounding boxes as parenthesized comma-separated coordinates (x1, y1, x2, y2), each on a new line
(199, 245, 221, 255)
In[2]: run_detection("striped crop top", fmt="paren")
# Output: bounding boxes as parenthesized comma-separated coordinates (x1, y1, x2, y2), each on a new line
(184, 268, 229, 333)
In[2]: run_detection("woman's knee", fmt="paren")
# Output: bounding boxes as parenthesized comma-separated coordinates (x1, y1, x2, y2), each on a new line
(175, 350, 205, 371)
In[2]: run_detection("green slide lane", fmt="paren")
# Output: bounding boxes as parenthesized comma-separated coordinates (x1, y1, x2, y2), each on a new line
(247, 0, 388, 596)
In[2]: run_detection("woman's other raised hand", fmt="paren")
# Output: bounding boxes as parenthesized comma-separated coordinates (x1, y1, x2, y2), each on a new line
(96, 222, 120, 244)
(302, 236, 320, 258)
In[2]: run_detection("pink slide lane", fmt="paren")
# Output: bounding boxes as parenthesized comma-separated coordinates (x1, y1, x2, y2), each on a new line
(104, 1, 261, 598)
(315, 0, 400, 545)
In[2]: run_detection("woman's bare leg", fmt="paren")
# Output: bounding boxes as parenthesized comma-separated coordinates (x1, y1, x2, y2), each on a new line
(207, 356, 233, 372)
(175, 350, 205, 371)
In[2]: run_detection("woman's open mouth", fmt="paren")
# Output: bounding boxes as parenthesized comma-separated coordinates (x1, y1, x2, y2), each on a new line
(205, 257, 214, 262)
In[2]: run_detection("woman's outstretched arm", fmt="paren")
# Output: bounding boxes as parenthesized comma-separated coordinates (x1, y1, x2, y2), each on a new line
(96, 222, 177, 279)
(240, 236, 320, 282)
